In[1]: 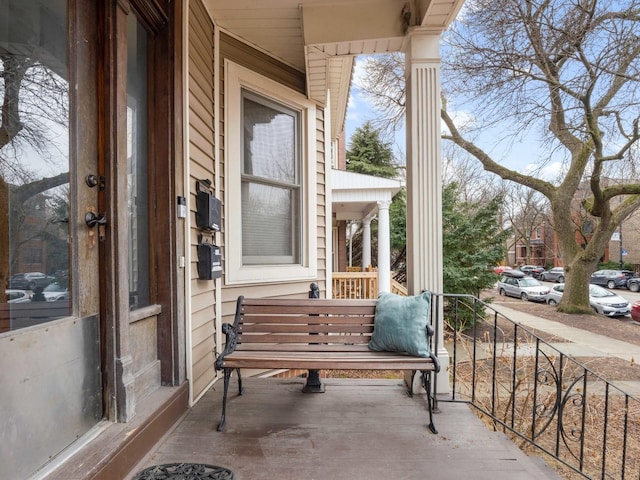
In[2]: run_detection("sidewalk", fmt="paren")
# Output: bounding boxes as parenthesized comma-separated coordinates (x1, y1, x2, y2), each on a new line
(490, 302, 640, 396)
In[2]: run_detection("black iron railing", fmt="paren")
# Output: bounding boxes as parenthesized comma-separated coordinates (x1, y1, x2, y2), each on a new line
(433, 293, 640, 480)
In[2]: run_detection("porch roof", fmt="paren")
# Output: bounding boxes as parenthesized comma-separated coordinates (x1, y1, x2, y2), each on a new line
(203, 0, 466, 140)
(129, 377, 561, 480)
(332, 169, 403, 221)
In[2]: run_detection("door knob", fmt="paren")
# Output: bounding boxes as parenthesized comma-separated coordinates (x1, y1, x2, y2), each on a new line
(85, 212, 107, 228)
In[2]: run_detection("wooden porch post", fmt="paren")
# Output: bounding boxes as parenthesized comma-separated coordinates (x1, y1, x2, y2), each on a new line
(404, 29, 450, 393)
(362, 218, 372, 270)
(377, 200, 391, 293)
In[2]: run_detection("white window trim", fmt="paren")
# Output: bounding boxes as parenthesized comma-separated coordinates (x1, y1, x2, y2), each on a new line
(224, 60, 317, 284)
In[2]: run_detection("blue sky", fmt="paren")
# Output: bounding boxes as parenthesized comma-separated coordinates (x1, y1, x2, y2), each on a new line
(344, 56, 565, 182)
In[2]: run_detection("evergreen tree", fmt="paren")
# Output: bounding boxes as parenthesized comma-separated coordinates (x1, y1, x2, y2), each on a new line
(346, 122, 404, 274)
(443, 182, 510, 297)
(442, 182, 511, 330)
(346, 121, 397, 179)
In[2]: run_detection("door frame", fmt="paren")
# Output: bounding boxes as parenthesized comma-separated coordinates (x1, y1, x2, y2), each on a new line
(100, 0, 184, 422)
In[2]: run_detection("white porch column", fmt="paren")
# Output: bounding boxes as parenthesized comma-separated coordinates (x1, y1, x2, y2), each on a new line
(377, 200, 391, 293)
(404, 29, 450, 392)
(362, 218, 372, 269)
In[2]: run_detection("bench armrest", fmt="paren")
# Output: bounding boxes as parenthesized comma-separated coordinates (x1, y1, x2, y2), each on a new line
(425, 323, 434, 337)
(215, 322, 238, 370)
(215, 296, 246, 370)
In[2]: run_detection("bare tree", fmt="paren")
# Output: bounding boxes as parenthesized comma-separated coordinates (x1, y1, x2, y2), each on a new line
(502, 183, 552, 265)
(360, 0, 640, 313)
(1, 54, 70, 300)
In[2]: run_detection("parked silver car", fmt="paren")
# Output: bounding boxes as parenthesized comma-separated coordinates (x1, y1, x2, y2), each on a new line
(497, 271, 550, 302)
(539, 267, 565, 283)
(42, 282, 70, 302)
(5, 289, 31, 303)
(545, 283, 631, 317)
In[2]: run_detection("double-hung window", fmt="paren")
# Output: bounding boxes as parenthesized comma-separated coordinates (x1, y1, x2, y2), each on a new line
(225, 61, 316, 284)
(241, 91, 300, 265)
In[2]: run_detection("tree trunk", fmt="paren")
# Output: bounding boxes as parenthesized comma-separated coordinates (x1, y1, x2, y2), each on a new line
(558, 258, 596, 314)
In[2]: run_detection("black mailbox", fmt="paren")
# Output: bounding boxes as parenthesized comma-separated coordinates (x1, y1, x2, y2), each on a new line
(196, 179, 221, 231)
(198, 242, 222, 280)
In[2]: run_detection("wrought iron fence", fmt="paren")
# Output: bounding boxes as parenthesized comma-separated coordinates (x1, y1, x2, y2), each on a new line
(434, 293, 640, 480)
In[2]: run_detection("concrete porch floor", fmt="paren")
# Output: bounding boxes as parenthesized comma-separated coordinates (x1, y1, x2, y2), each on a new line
(127, 377, 562, 480)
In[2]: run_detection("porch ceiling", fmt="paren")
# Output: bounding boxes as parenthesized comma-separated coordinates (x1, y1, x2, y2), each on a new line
(203, 0, 465, 139)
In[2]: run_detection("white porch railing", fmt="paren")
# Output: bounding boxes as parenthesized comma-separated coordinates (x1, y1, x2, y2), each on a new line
(332, 272, 407, 299)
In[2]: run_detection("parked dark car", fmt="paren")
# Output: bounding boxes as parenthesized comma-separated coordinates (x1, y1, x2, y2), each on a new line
(627, 276, 640, 292)
(519, 265, 545, 278)
(539, 267, 565, 283)
(7, 272, 56, 290)
(632, 301, 640, 322)
(589, 269, 635, 289)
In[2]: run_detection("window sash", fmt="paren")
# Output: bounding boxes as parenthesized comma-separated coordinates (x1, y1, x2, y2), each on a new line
(241, 89, 302, 265)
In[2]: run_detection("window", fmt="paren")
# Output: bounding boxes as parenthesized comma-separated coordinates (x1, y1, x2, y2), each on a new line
(225, 61, 316, 284)
(126, 14, 150, 309)
(241, 91, 300, 265)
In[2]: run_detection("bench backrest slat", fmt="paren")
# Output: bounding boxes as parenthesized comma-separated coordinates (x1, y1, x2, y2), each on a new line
(241, 314, 375, 325)
(235, 297, 381, 348)
(237, 334, 371, 344)
(240, 324, 373, 334)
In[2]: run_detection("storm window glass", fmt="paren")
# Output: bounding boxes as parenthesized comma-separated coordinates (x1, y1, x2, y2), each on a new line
(126, 14, 150, 310)
(1, 0, 71, 329)
(241, 90, 301, 265)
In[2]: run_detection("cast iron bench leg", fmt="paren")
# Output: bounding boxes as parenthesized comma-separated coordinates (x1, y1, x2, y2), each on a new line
(422, 371, 438, 434)
(236, 368, 244, 395)
(218, 368, 232, 431)
(218, 368, 244, 431)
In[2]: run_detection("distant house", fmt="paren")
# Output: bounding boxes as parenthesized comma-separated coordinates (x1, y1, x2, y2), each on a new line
(513, 221, 555, 268)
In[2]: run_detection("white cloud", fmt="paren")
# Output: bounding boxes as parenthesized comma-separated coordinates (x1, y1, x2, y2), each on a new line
(523, 161, 565, 182)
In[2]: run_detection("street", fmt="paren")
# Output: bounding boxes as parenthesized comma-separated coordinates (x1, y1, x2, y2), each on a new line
(539, 280, 640, 302)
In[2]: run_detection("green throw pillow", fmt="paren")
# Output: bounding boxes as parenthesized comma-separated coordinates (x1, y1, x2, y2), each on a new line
(368, 291, 431, 357)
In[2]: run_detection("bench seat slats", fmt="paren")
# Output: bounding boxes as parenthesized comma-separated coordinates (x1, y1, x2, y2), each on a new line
(219, 351, 435, 371)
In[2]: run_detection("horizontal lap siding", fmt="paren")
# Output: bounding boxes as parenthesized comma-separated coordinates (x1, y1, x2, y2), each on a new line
(219, 33, 327, 330)
(315, 107, 327, 294)
(189, 0, 216, 400)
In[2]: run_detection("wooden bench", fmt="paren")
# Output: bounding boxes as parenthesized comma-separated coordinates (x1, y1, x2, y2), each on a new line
(214, 295, 440, 433)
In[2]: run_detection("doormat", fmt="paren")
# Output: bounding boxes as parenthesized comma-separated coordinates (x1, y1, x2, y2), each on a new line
(133, 463, 234, 479)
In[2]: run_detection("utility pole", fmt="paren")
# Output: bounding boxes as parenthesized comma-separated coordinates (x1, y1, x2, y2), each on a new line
(618, 193, 624, 270)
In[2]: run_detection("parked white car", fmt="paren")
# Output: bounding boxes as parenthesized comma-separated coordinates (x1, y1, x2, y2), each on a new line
(5, 289, 31, 303)
(545, 283, 631, 317)
(42, 282, 70, 302)
(497, 271, 550, 302)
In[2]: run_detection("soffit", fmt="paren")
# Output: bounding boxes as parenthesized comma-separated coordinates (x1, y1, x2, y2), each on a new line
(332, 169, 404, 221)
(204, 0, 465, 139)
